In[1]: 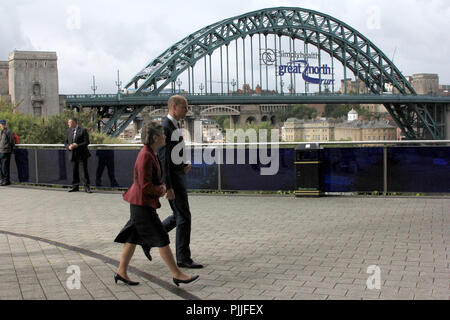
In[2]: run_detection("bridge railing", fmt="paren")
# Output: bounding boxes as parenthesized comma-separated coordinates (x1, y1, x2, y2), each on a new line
(66, 92, 408, 99)
(10, 141, 450, 194)
(65, 92, 450, 99)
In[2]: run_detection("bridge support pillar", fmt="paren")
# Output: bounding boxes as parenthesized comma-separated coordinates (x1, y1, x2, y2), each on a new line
(184, 106, 202, 143)
(134, 118, 143, 135)
(230, 115, 240, 129)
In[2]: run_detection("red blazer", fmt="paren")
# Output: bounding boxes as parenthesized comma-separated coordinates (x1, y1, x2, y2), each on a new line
(123, 146, 166, 209)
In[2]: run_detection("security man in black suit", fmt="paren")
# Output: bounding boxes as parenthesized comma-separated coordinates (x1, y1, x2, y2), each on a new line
(158, 95, 203, 269)
(65, 117, 92, 193)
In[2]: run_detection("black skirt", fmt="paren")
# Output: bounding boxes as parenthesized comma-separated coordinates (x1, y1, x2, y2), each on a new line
(114, 204, 170, 248)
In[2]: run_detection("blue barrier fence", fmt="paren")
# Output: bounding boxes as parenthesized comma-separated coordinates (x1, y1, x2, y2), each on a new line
(9, 142, 450, 194)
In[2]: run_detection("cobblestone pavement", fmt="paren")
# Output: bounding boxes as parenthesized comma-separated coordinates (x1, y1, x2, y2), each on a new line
(0, 186, 449, 300)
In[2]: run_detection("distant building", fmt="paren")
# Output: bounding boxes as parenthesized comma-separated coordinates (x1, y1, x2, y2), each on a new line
(119, 125, 136, 142)
(339, 78, 370, 94)
(282, 118, 336, 142)
(393, 74, 440, 95)
(282, 109, 397, 142)
(359, 104, 388, 114)
(348, 109, 358, 121)
(0, 61, 9, 97)
(334, 120, 397, 141)
(410, 74, 439, 95)
(201, 119, 223, 143)
(1, 51, 61, 116)
(439, 84, 450, 96)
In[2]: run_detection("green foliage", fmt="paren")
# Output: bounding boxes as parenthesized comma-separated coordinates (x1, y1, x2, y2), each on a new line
(0, 100, 38, 143)
(90, 131, 125, 144)
(0, 100, 122, 144)
(224, 121, 278, 143)
(324, 104, 372, 119)
(276, 104, 317, 122)
(215, 115, 228, 129)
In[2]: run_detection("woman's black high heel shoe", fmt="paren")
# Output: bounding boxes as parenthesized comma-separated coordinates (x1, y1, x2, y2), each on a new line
(173, 275, 200, 287)
(114, 273, 140, 286)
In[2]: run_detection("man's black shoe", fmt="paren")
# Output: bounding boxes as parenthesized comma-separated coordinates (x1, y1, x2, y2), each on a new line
(177, 261, 204, 269)
(85, 186, 93, 194)
(68, 187, 79, 193)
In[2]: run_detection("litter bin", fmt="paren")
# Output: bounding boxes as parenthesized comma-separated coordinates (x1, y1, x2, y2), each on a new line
(295, 143, 323, 197)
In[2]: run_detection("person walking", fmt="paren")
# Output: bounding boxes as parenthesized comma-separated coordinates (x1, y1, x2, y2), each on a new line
(0, 119, 15, 186)
(158, 95, 203, 269)
(64, 117, 92, 193)
(114, 122, 199, 287)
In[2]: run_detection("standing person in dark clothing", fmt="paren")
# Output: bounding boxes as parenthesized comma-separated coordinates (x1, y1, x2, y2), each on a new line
(0, 119, 15, 186)
(64, 118, 92, 193)
(158, 95, 203, 269)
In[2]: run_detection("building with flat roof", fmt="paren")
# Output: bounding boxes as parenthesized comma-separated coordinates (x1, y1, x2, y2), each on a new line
(8, 51, 60, 116)
(439, 84, 450, 96)
(0, 61, 9, 97)
(410, 73, 439, 95)
(282, 110, 398, 142)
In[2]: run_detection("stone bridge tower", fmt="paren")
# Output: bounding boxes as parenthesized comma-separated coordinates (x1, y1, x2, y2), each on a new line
(8, 51, 60, 117)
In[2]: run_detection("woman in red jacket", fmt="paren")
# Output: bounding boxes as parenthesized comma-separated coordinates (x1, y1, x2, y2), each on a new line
(114, 122, 199, 287)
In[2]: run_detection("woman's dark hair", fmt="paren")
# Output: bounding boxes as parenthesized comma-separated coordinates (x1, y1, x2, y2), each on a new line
(141, 122, 163, 146)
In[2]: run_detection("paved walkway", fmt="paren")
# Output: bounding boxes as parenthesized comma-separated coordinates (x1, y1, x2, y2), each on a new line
(0, 186, 448, 300)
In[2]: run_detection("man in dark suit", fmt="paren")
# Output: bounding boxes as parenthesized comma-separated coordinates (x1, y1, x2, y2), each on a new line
(65, 117, 92, 193)
(158, 95, 203, 269)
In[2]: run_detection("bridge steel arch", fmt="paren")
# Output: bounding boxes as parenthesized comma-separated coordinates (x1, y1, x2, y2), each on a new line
(124, 7, 449, 140)
(127, 7, 414, 96)
(71, 7, 446, 140)
(200, 106, 241, 116)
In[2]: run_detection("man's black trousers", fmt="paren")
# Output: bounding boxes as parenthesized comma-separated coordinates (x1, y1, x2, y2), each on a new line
(72, 159, 90, 187)
(162, 171, 192, 264)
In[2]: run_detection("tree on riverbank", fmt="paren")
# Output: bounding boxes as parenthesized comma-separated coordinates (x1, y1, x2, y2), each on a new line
(0, 100, 122, 144)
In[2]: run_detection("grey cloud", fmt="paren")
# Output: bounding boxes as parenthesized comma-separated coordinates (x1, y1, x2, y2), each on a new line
(3, 0, 450, 92)
(0, 5, 35, 59)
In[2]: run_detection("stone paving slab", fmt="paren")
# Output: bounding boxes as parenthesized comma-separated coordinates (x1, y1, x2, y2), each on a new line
(0, 186, 449, 300)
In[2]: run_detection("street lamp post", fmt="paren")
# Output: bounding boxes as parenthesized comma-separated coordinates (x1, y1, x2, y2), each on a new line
(280, 79, 285, 95)
(231, 79, 237, 93)
(91, 75, 98, 95)
(288, 83, 294, 95)
(199, 83, 204, 95)
(176, 79, 183, 93)
(115, 70, 122, 93)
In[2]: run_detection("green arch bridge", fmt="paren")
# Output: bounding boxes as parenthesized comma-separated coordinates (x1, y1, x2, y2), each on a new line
(66, 7, 450, 140)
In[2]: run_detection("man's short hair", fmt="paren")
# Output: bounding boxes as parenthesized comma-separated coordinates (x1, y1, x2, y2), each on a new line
(69, 117, 78, 124)
(168, 95, 187, 109)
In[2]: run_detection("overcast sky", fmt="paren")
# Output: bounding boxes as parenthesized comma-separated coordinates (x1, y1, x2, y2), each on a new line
(1, 0, 449, 94)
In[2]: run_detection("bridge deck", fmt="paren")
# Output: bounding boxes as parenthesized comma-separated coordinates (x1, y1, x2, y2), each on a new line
(66, 93, 450, 107)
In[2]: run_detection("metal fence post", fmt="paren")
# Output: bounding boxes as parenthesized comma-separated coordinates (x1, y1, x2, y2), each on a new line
(383, 146, 388, 193)
(34, 148, 39, 184)
(217, 145, 222, 191)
